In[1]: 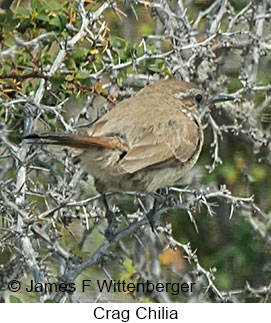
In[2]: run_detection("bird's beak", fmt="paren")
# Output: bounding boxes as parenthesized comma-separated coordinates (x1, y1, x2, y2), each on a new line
(211, 94, 235, 104)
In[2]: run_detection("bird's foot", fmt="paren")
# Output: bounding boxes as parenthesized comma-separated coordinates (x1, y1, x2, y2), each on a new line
(146, 206, 157, 232)
(102, 194, 117, 240)
(151, 189, 178, 208)
(104, 208, 117, 241)
(145, 189, 179, 230)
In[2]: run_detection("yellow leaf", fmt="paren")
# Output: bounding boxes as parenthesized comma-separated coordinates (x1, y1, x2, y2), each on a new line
(90, 49, 99, 55)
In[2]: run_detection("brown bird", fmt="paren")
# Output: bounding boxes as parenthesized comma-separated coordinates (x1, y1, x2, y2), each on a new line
(24, 79, 234, 193)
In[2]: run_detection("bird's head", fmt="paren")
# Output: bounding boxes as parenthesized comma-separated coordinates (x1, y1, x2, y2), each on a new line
(166, 80, 235, 113)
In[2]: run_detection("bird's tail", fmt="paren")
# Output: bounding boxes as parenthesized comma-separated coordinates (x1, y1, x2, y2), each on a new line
(24, 133, 126, 151)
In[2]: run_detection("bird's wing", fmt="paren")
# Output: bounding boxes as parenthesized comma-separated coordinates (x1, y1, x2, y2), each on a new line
(87, 94, 200, 175)
(116, 115, 200, 174)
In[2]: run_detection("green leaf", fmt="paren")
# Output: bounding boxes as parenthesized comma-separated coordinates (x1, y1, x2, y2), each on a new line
(250, 166, 266, 181)
(0, 11, 20, 31)
(115, 36, 127, 47)
(147, 59, 165, 73)
(138, 23, 153, 35)
(58, 14, 67, 28)
(126, 43, 133, 54)
(65, 74, 74, 81)
(123, 258, 135, 273)
(80, 78, 92, 87)
(147, 65, 162, 72)
(76, 71, 90, 80)
(136, 46, 144, 57)
(0, 9, 12, 24)
(36, 12, 50, 22)
(49, 16, 61, 27)
(49, 75, 66, 91)
(65, 57, 77, 69)
(117, 70, 127, 84)
(4, 36, 15, 47)
(46, 0, 63, 11)
(73, 48, 89, 59)
(16, 6, 31, 16)
(49, 14, 66, 30)
(118, 49, 127, 61)
(119, 258, 136, 281)
(31, 0, 43, 12)
(9, 295, 23, 303)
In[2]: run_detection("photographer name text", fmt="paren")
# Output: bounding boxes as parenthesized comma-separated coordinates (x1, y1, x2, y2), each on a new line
(8, 279, 195, 297)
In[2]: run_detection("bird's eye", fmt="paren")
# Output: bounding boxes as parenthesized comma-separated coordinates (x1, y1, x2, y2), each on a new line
(195, 94, 203, 103)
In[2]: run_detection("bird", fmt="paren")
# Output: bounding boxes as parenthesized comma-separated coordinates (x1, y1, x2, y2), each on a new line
(24, 79, 235, 194)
